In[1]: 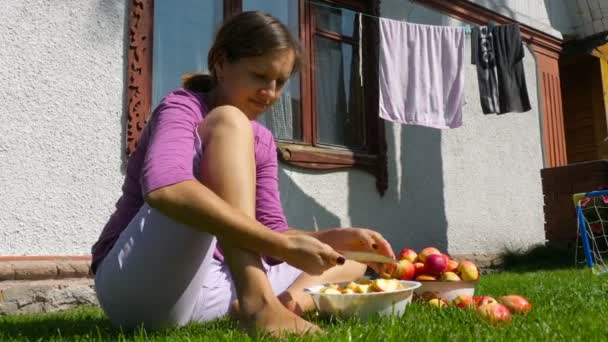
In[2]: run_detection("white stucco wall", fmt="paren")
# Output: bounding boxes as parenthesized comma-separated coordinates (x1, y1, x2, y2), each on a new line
(467, 0, 564, 38)
(1, 0, 553, 257)
(0, 0, 126, 255)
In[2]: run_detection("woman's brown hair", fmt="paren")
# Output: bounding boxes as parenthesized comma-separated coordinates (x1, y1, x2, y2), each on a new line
(183, 11, 301, 92)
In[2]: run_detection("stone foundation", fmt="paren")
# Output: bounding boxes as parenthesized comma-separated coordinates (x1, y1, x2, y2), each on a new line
(0, 259, 95, 316)
(0, 279, 97, 315)
(0, 253, 503, 316)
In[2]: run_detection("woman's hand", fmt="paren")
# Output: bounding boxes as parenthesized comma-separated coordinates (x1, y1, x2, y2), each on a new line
(279, 234, 345, 275)
(316, 227, 394, 274)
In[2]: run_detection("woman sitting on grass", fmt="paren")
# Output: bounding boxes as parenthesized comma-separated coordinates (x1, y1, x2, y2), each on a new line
(91, 11, 394, 337)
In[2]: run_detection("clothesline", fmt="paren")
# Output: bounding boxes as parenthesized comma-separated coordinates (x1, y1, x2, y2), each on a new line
(303, 0, 484, 34)
(303, 0, 531, 127)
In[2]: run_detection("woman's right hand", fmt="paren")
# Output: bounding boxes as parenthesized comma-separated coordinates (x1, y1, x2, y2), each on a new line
(279, 234, 345, 275)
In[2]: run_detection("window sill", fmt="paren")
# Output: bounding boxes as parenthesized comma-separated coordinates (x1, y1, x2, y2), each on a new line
(277, 142, 377, 170)
(276, 142, 388, 196)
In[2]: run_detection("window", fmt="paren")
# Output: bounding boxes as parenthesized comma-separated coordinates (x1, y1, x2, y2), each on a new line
(126, 0, 387, 194)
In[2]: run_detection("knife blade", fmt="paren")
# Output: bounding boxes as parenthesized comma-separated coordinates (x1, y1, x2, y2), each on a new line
(340, 251, 397, 264)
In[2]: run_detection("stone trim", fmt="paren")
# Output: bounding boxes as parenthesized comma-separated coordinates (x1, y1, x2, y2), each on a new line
(0, 279, 97, 316)
(0, 259, 91, 281)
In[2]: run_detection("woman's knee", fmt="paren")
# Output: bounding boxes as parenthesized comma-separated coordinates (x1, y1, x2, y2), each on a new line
(198, 105, 253, 143)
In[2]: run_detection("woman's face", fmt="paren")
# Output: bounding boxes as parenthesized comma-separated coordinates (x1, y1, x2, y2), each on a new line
(214, 49, 295, 120)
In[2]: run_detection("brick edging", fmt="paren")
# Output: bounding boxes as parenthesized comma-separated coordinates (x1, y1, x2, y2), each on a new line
(0, 257, 92, 281)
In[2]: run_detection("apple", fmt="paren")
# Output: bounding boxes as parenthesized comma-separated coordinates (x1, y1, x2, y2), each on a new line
(414, 262, 425, 276)
(452, 294, 474, 308)
(458, 261, 480, 281)
(321, 287, 342, 294)
(418, 247, 441, 262)
(415, 274, 437, 281)
(446, 259, 459, 272)
(473, 296, 497, 307)
(397, 248, 418, 262)
(428, 298, 447, 308)
(498, 295, 532, 314)
(379, 263, 397, 279)
(346, 282, 358, 291)
(425, 254, 448, 274)
(477, 303, 512, 323)
(356, 277, 372, 285)
(441, 271, 461, 281)
(353, 284, 371, 294)
(371, 278, 399, 292)
(392, 259, 415, 280)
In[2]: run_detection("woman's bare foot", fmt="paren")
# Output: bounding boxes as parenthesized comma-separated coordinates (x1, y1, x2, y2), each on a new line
(233, 299, 322, 337)
(229, 290, 314, 318)
(277, 290, 315, 316)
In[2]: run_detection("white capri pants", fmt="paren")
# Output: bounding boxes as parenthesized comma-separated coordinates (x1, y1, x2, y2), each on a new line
(94, 203, 303, 330)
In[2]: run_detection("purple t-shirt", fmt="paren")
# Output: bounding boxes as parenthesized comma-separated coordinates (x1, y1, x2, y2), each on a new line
(91, 89, 289, 273)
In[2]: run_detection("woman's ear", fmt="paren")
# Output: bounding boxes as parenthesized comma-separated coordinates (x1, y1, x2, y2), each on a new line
(213, 51, 227, 82)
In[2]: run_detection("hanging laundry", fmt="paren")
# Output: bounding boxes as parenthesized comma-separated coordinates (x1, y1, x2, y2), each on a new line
(378, 18, 465, 129)
(471, 23, 531, 114)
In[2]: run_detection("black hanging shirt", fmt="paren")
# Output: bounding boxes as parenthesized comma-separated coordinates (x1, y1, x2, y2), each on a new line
(471, 23, 531, 114)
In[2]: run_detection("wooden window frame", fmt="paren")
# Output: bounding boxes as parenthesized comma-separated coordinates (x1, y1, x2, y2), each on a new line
(280, 0, 386, 195)
(126, 0, 388, 195)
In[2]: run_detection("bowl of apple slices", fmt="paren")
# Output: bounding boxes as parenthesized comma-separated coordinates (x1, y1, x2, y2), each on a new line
(303, 278, 421, 320)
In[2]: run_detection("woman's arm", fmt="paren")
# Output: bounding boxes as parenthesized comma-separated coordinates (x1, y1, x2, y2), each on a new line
(143, 100, 342, 273)
(147, 180, 289, 259)
(140, 95, 286, 258)
(282, 227, 394, 258)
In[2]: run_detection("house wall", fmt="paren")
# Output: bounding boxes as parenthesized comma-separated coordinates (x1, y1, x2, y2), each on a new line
(0, 0, 127, 255)
(468, 0, 564, 38)
(1, 0, 553, 257)
(278, 0, 546, 255)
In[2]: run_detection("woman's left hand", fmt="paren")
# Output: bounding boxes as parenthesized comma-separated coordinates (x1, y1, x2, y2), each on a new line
(317, 227, 394, 274)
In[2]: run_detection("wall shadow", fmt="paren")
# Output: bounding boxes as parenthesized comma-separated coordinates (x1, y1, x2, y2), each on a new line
(344, 124, 448, 253)
(344, 0, 449, 253)
(279, 167, 341, 231)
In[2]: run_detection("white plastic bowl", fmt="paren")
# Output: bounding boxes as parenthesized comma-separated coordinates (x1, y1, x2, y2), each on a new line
(414, 280, 478, 303)
(304, 280, 421, 321)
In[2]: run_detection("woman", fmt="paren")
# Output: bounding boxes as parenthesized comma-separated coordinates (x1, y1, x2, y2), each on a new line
(92, 11, 394, 336)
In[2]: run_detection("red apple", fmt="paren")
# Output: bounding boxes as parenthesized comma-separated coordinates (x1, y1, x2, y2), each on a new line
(413, 262, 425, 276)
(473, 296, 497, 307)
(446, 259, 459, 272)
(391, 259, 415, 280)
(418, 247, 441, 263)
(424, 254, 448, 274)
(458, 261, 480, 281)
(477, 303, 512, 323)
(397, 248, 418, 263)
(415, 274, 437, 281)
(452, 294, 474, 308)
(498, 295, 532, 314)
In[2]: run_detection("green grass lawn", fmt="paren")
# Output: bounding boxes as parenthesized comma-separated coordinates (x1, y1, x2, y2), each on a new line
(1, 246, 607, 341)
